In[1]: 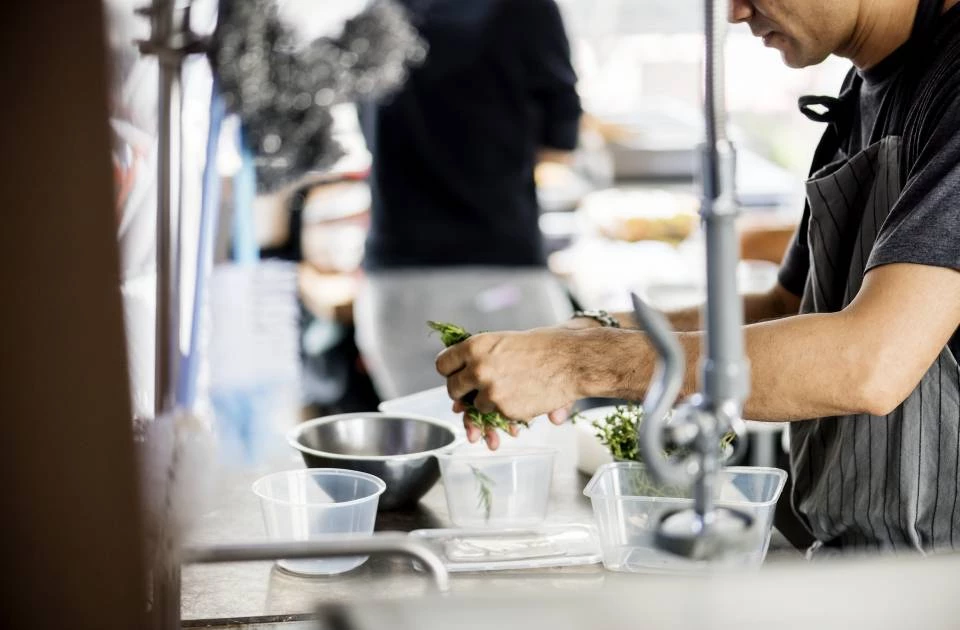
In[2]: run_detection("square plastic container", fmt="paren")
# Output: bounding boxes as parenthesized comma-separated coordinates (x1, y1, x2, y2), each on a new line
(583, 462, 787, 573)
(436, 445, 556, 528)
(409, 524, 602, 572)
(253, 468, 386, 576)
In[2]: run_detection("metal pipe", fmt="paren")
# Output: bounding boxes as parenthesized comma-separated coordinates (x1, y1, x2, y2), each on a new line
(699, 0, 748, 409)
(154, 42, 183, 630)
(182, 536, 451, 593)
(156, 68, 182, 418)
(152, 0, 181, 418)
(633, 0, 756, 560)
(697, 0, 749, 520)
(138, 2, 194, 627)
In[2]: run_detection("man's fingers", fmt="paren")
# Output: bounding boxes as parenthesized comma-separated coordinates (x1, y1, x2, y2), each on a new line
(473, 396, 496, 415)
(446, 368, 479, 402)
(484, 427, 501, 451)
(435, 343, 468, 377)
(464, 417, 481, 443)
(507, 424, 520, 438)
(548, 407, 570, 425)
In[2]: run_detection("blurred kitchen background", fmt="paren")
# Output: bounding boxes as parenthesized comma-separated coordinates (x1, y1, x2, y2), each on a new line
(240, 0, 849, 417)
(104, 0, 852, 449)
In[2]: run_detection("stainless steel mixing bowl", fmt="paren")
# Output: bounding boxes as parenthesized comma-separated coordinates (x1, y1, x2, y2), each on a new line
(288, 412, 459, 510)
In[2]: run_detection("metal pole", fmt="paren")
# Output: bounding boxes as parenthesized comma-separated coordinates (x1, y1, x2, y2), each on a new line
(183, 536, 452, 593)
(695, 0, 749, 522)
(700, 0, 748, 409)
(138, 1, 193, 627)
(632, 0, 756, 560)
(155, 45, 182, 419)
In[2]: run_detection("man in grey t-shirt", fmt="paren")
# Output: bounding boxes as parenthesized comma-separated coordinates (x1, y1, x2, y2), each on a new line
(435, 0, 960, 554)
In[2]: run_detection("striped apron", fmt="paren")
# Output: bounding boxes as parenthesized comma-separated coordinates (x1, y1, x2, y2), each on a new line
(788, 125, 960, 552)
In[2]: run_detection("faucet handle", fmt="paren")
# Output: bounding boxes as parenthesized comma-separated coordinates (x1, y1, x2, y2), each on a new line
(630, 292, 690, 486)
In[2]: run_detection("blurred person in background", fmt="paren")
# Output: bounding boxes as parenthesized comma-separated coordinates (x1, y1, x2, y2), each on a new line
(355, 0, 583, 400)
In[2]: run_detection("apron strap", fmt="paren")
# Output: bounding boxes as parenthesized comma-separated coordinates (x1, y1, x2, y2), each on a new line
(796, 0, 947, 154)
(798, 95, 846, 123)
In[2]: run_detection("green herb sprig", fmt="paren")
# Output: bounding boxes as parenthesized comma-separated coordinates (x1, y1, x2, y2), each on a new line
(592, 405, 642, 462)
(591, 404, 740, 498)
(469, 465, 496, 521)
(591, 404, 738, 464)
(427, 321, 529, 434)
(588, 403, 682, 497)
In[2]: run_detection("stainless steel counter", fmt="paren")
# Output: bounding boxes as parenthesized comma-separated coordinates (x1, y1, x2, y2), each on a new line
(181, 421, 799, 626)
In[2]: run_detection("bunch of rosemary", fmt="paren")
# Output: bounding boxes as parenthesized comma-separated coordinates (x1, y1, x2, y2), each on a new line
(590, 404, 736, 462)
(590, 405, 737, 497)
(427, 321, 528, 434)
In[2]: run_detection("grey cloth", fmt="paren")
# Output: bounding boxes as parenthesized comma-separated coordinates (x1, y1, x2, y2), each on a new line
(355, 268, 573, 400)
(783, 0, 960, 553)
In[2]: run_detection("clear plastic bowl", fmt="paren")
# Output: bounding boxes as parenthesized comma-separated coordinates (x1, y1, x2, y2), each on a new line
(436, 445, 556, 528)
(583, 462, 787, 573)
(252, 468, 386, 576)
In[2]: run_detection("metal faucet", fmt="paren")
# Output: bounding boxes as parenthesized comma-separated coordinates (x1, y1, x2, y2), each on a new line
(182, 535, 451, 593)
(630, 0, 754, 560)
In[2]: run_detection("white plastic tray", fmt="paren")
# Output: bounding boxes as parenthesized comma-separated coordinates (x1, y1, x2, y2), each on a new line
(408, 524, 602, 572)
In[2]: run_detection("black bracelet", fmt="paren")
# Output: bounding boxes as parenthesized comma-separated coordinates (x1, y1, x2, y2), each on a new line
(572, 309, 621, 328)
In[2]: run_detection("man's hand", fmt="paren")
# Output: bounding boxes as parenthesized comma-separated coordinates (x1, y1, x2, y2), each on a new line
(450, 398, 572, 449)
(436, 328, 588, 448)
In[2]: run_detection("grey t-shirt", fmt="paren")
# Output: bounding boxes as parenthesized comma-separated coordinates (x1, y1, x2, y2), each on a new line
(779, 4, 960, 360)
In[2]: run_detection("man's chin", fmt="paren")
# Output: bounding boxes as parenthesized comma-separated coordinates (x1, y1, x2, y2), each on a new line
(780, 51, 806, 68)
(776, 41, 830, 69)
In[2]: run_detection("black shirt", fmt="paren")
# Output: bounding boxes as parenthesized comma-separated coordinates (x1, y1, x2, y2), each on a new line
(360, 0, 581, 270)
(778, 0, 960, 359)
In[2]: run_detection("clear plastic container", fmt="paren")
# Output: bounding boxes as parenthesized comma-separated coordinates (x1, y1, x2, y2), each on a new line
(436, 445, 556, 528)
(583, 462, 787, 573)
(253, 468, 386, 576)
(409, 524, 602, 572)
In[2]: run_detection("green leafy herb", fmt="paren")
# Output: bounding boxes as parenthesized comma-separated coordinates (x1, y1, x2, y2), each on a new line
(470, 465, 495, 522)
(592, 405, 733, 498)
(592, 405, 643, 462)
(591, 404, 738, 464)
(427, 321, 529, 435)
(427, 321, 472, 347)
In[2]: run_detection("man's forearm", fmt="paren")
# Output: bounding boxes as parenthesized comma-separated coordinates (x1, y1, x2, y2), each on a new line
(609, 285, 800, 332)
(579, 310, 882, 422)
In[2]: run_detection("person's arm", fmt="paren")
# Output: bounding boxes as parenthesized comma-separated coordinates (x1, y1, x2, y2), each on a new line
(568, 283, 802, 332)
(438, 262, 960, 434)
(520, 0, 582, 153)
